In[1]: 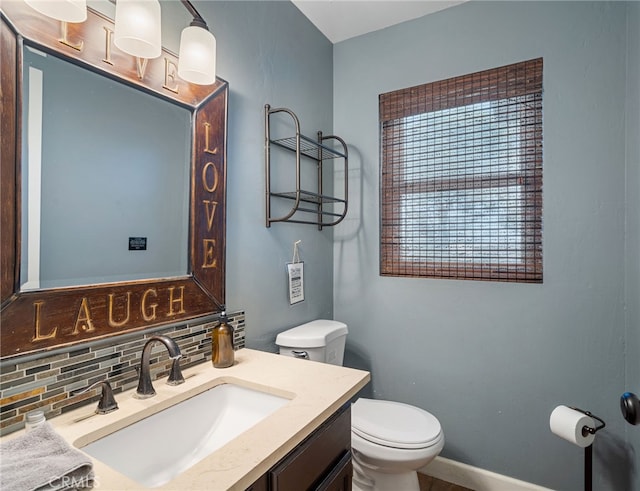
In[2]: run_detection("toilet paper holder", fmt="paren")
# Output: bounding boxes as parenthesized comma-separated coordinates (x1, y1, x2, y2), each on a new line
(569, 406, 606, 437)
(567, 407, 605, 491)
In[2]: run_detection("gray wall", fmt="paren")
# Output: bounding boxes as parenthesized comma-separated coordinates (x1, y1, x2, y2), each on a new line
(625, 0, 640, 477)
(333, 2, 638, 490)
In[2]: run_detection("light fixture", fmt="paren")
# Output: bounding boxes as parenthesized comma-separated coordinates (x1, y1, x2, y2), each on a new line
(25, 0, 87, 23)
(25, 0, 217, 85)
(177, 0, 217, 85)
(114, 0, 162, 59)
(114, 0, 216, 84)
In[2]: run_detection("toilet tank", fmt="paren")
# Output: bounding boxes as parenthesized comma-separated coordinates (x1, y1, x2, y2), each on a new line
(275, 320, 348, 366)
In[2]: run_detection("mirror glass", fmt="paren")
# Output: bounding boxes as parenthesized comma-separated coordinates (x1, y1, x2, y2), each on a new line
(20, 46, 191, 291)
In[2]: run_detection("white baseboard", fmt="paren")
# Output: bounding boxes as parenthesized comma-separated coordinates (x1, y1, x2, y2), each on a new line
(420, 456, 553, 491)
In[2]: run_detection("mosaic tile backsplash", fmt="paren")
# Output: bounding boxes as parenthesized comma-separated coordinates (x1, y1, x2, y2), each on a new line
(0, 311, 245, 436)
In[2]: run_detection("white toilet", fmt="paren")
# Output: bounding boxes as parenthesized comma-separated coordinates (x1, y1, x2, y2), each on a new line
(275, 320, 444, 491)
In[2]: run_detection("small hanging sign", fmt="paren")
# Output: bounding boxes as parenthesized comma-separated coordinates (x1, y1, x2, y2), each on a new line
(287, 240, 304, 304)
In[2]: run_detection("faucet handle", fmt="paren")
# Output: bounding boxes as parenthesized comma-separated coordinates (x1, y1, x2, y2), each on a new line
(75, 380, 119, 414)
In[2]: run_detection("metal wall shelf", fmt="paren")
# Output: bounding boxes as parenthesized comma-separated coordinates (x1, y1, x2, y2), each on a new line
(265, 105, 348, 229)
(269, 135, 347, 161)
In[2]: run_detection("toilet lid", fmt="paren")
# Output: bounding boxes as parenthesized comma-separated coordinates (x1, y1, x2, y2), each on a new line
(352, 399, 442, 449)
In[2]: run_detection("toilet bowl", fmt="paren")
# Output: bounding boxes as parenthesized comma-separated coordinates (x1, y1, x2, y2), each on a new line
(275, 320, 444, 491)
(351, 398, 444, 491)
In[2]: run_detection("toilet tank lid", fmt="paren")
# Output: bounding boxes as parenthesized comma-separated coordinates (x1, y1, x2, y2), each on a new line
(275, 320, 348, 348)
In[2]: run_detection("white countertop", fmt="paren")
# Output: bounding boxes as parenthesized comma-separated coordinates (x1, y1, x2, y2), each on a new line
(7, 349, 370, 490)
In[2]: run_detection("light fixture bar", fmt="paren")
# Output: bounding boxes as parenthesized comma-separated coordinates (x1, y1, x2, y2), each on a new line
(180, 0, 208, 29)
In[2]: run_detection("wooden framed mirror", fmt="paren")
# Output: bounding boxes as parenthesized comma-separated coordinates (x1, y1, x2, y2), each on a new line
(1, 2, 227, 359)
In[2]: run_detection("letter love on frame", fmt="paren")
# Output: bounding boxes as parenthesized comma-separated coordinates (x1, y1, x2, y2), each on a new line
(0, 2, 227, 359)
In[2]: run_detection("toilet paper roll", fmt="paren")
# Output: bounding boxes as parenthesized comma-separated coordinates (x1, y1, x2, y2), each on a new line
(549, 405, 595, 448)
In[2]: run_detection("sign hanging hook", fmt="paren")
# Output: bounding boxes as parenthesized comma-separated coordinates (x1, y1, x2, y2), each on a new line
(292, 240, 301, 263)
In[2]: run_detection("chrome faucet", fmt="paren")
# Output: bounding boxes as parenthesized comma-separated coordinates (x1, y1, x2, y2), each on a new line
(135, 335, 184, 399)
(75, 380, 119, 414)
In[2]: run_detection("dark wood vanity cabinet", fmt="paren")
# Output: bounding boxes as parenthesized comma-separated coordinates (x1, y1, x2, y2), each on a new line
(246, 404, 352, 491)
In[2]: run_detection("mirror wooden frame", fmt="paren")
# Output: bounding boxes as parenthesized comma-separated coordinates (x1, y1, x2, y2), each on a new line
(0, 2, 227, 359)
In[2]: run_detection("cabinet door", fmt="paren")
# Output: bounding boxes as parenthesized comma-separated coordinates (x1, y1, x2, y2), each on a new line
(316, 451, 352, 491)
(270, 404, 351, 491)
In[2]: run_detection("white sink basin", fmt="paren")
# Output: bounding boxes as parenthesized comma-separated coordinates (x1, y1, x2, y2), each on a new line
(80, 383, 289, 488)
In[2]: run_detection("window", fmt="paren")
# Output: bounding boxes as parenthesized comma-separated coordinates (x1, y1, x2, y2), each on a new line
(379, 58, 543, 282)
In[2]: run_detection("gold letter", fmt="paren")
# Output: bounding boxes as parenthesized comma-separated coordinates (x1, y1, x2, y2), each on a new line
(59, 21, 83, 51)
(102, 26, 114, 65)
(136, 57, 149, 80)
(203, 200, 218, 231)
(167, 286, 186, 316)
(108, 292, 131, 327)
(163, 58, 179, 94)
(141, 288, 158, 321)
(32, 301, 58, 341)
(71, 298, 96, 335)
(202, 161, 219, 193)
(202, 239, 217, 268)
(204, 122, 218, 154)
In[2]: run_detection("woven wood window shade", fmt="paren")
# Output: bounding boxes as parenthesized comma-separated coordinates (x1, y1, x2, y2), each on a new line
(379, 58, 543, 282)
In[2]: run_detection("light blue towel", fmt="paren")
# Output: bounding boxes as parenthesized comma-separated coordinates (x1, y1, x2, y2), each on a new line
(0, 422, 94, 491)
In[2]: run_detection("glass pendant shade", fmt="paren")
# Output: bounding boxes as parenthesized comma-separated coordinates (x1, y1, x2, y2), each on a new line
(114, 0, 162, 59)
(178, 25, 217, 85)
(25, 0, 87, 23)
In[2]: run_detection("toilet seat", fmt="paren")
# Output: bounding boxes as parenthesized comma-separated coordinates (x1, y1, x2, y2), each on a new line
(352, 398, 442, 449)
